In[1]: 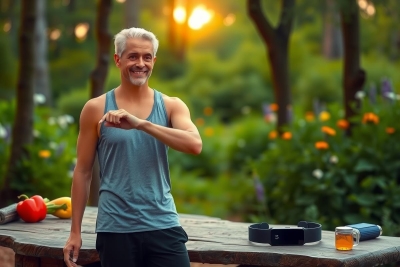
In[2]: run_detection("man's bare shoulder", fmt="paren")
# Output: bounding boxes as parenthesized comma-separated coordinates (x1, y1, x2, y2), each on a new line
(161, 93, 186, 106)
(80, 94, 107, 121)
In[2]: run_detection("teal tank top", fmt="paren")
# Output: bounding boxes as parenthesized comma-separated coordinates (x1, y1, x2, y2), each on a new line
(95, 89, 180, 233)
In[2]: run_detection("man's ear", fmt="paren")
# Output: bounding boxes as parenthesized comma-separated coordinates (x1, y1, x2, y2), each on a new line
(153, 56, 157, 64)
(114, 54, 120, 66)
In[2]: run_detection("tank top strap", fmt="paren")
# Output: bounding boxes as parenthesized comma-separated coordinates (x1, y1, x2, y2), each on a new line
(104, 89, 117, 114)
(152, 89, 169, 127)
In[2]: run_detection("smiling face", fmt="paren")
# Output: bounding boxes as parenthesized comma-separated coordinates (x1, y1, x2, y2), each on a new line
(114, 37, 156, 87)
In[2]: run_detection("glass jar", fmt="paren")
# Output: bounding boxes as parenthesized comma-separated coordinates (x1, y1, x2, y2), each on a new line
(335, 226, 360, 251)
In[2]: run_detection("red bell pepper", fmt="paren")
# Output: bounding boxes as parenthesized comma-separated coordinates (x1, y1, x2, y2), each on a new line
(16, 194, 47, 223)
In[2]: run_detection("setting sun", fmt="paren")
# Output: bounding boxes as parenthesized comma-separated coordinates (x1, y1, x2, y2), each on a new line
(188, 5, 213, 30)
(173, 5, 213, 30)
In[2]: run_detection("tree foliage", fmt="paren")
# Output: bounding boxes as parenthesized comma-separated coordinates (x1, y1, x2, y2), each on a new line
(0, 0, 37, 206)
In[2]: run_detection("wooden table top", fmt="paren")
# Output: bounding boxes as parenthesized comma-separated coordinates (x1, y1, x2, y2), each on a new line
(0, 206, 399, 267)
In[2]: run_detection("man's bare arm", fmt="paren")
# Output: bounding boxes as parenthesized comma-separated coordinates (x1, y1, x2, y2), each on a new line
(64, 98, 102, 266)
(140, 97, 201, 154)
(71, 99, 101, 233)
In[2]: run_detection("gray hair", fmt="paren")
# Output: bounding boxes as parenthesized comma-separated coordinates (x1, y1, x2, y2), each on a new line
(114, 27, 159, 57)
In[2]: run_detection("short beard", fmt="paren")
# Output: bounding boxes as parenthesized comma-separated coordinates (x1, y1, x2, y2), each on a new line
(129, 70, 152, 86)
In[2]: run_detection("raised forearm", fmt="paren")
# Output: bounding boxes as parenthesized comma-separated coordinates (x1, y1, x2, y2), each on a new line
(138, 120, 202, 154)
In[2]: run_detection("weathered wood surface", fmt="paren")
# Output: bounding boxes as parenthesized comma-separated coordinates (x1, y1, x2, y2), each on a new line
(0, 206, 400, 267)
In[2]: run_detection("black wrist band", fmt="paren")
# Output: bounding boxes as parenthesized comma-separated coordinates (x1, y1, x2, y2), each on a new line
(248, 221, 322, 246)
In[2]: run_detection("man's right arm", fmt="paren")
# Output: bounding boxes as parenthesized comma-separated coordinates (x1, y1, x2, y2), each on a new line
(64, 97, 103, 266)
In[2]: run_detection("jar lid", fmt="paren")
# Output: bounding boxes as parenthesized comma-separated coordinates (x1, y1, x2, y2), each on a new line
(335, 226, 353, 234)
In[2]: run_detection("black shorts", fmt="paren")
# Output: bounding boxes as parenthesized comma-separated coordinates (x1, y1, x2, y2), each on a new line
(96, 226, 190, 267)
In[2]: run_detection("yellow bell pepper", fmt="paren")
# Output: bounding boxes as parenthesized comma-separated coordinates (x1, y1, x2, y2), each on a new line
(46, 197, 72, 219)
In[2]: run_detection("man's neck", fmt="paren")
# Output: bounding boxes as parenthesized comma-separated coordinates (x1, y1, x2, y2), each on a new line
(116, 83, 152, 100)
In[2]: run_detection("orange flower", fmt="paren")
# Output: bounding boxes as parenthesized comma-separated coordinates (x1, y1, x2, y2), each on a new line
(321, 126, 336, 136)
(315, 141, 329, 150)
(268, 131, 278, 140)
(203, 107, 213, 116)
(269, 103, 279, 112)
(281, 132, 292, 140)
(38, 150, 51, 158)
(337, 119, 349, 130)
(305, 111, 315, 122)
(195, 118, 205, 127)
(386, 127, 395, 134)
(362, 112, 379, 124)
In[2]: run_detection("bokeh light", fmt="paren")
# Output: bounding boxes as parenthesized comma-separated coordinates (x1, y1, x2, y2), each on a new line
(3, 21, 10, 32)
(74, 23, 89, 41)
(223, 14, 236, 26)
(50, 29, 61, 40)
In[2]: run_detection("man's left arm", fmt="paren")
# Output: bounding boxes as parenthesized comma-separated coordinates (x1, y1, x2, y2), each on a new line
(138, 97, 202, 155)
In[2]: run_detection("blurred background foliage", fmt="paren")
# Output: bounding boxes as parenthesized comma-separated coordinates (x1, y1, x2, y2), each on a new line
(0, 0, 399, 235)
(252, 92, 400, 236)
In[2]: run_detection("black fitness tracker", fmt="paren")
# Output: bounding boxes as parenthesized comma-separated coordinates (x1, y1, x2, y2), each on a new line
(248, 221, 322, 246)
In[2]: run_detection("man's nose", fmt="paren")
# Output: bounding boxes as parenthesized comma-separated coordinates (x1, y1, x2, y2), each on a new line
(136, 57, 145, 67)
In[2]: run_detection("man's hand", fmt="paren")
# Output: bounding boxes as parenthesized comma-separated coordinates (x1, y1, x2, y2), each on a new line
(99, 109, 143, 129)
(63, 234, 82, 267)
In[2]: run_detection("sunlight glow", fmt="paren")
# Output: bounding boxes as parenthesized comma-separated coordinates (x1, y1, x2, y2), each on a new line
(173, 4, 214, 30)
(116, 0, 126, 3)
(75, 23, 90, 40)
(173, 6, 186, 24)
(188, 5, 213, 30)
(162, 6, 170, 16)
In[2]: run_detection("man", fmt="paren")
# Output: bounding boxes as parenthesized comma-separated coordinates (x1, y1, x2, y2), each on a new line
(63, 27, 202, 267)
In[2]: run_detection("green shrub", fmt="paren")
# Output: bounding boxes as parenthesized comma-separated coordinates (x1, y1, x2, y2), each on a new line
(225, 115, 273, 172)
(252, 91, 400, 236)
(170, 167, 256, 220)
(0, 97, 77, 200)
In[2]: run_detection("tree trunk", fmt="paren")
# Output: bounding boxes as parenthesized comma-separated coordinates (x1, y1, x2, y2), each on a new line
(124, 0, 140, 28)
(322, 0, 343, 59)
(247, 0, 295, 130)
(34, 0, 51, 106)
(167, 0, 177, 56)
(177, 0, 193, 62)
(340, 0, 365, 133)
(0, 0, 37, 206)
(88, 0, 113, 207)
(90, 0, 112, 98)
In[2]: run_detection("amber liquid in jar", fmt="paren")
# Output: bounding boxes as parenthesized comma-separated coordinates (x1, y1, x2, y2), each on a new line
(335, 233, 353, 250)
